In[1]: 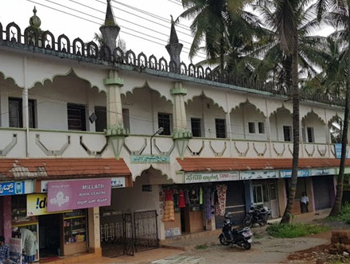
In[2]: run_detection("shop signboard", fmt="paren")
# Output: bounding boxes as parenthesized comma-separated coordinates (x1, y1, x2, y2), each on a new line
(0, 181, 33, 196)
(27, 193, 71, 216)
(334, 143, 348, 159)
(310, 168, 336, 176)
(241, 170, 278, 180)
(184, 172, 239, 183)
(280, 169, 310, 178)
(47, 178, 111, 212)
(130, 155, 170, 163)
(9, 237, 22, 264)
(41, 177, 125, 192)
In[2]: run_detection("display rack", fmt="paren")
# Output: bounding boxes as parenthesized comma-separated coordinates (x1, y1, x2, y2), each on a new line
(62, 211, 87, 255)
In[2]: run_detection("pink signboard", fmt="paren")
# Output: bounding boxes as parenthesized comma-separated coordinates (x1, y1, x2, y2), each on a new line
(47, 178, 111, 212)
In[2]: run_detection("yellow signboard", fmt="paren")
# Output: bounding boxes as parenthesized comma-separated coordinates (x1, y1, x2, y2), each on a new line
(27, 194, 70, 216)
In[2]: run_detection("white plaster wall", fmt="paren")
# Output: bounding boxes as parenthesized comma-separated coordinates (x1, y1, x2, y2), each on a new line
(269, 108, 292, 141)
(122, 87, 173, 135)
(0, 79, 23, 127)
(230, 107, 245, 140)
(244, 103, 267, 141)
(29, 73, 106, 130)
(302, 112, 327, 143)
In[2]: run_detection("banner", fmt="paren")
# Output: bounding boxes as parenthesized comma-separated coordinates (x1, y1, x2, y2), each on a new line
(27, 194, 71, 216)
(47, 178, 111, 212)
(184, 172, 239, 183)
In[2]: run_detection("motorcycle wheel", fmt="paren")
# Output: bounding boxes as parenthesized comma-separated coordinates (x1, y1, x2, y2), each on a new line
(219, 235, 230, 246)
(242, 217, 252, 228)
(243, 241, 251, 250)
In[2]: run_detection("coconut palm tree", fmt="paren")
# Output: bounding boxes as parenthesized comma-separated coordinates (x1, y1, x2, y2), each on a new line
(177, 0, 253, 72)
(254, 0, 311, 224)
(315, 0, 350, 216)
(251, 2, 325, 93)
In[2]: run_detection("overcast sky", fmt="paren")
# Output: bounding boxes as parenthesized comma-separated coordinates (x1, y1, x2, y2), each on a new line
(1, 0, 333, 64)
(0, 0, 204, 62)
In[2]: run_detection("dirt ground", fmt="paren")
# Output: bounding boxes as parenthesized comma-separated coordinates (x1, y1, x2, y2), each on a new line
(179, 219, 350, 264)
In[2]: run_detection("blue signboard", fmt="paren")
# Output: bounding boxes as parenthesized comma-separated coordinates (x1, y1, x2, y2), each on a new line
(334, 143, 348, 159)
(280, 169, 310, 178)
(0, 182, 24, 196)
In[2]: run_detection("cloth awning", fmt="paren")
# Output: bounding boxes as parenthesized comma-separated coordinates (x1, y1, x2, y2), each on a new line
(177, 157, 349, 172)
(0, 158, 131, 181)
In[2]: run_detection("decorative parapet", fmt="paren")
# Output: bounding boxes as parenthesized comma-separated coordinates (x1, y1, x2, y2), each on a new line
(36, 134, 70, 156)
(0, 21, 345, 106)
(0, 134, 17, 156)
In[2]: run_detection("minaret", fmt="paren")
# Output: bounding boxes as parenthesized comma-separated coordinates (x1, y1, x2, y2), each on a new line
(29, 6, 41, 29)
(166, 15, 183, 71)
(100, 0, 120, 51)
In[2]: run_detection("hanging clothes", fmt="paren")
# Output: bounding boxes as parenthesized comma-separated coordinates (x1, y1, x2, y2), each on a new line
(162, 189, 175, 222)
(178, 190, 186, 208)
(199, 187, 203, 205)
(203, 188, 212, 220)
(215, 184, 227, 216)
(184, 189, 190, 204)
(173, 189, 179, 208)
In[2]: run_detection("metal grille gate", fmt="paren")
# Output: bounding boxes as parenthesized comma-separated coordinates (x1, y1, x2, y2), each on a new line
(100, 210, 158, 257)
(134, 210, 159, 252)
(101, 213, 134, 257)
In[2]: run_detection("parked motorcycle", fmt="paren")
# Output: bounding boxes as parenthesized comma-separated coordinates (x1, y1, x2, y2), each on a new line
(242, 206, 271, 228)
(219, 212, 253, 250)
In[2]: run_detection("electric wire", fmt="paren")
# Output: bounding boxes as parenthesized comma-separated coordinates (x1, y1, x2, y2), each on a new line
(24, 0, 206, 59)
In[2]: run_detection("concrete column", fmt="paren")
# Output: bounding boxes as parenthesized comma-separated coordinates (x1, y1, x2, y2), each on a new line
(1, 196, 12, 242)
(171, 82, 187, 131)
(23, 88, 30, 157)
(88, 207, 101, 256)
(265, 99, 272, 157)
(104, 70, 124, 128)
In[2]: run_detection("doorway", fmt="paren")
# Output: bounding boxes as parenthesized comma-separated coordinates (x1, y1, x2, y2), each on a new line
(39, 214, 61, 258)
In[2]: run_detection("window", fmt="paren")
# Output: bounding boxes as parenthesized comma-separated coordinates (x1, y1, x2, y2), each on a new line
(283, 126, 292, 142)
(95, 106, 106, 132)
(307, 127, 314, 143)
(158, 113, 172, 135)
(248, 122, 255, 134)
(215, 119, 226, 138)
(191, 118, 202, 137)
(68, 103, 86, 131)
(258, 122, 265, 134)
(9, 97, 35, 128)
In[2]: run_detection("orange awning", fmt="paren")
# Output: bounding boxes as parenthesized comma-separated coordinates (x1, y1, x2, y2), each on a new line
(0, 158, 131, 181)
(177, 157, 348, 172)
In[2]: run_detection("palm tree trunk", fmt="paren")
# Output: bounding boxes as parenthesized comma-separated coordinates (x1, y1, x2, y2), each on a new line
(329, 18, 350, 215)
(281, 45, 299, 224)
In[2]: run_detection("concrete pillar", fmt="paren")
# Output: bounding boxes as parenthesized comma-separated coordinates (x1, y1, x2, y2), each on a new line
(88, 207, 101, 256)
(171, 82, 187, 131)
(105, 70, 124, 128)
(1, 196, 12, 242)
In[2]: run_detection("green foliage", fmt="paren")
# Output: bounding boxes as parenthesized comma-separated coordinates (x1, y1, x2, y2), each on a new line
(195, 243, 208, 250)
(327, 202, 350, 224)
(266, 223, 330, 238)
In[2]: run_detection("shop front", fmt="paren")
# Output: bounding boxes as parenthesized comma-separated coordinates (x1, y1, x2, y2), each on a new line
(241, 170, 280, 218)
(10, 178, 112, 262)
(162, 171, 241, 238)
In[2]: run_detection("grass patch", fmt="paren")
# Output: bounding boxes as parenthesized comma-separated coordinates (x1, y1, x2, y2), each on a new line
(327, 202, 350, 224)
(195, 243, 208, 250)
(266, 223, 330, 238)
